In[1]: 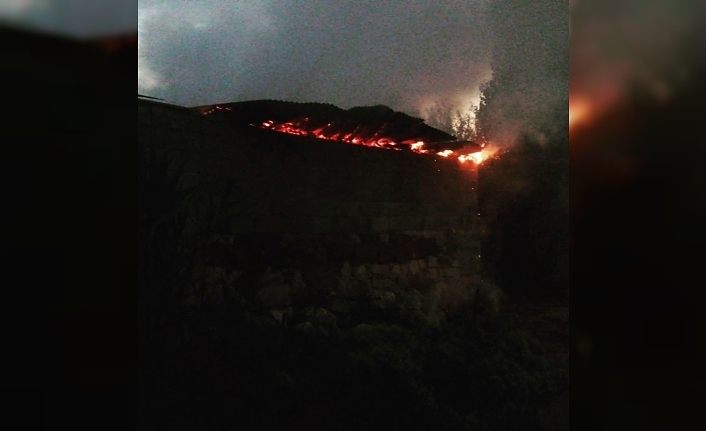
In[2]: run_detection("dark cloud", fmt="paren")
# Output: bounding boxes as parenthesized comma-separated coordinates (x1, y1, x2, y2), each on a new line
(139, 0, 493, 118)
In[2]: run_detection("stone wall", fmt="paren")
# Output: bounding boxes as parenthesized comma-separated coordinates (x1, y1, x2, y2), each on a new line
(139, 99, 485, 315)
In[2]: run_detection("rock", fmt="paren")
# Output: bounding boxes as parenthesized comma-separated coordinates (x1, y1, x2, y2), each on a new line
(204, 266, 226, 284)
(261, 267, 285, 285)
(372, 277, 395, 290)
(270, 308, 285, 324)
(295, 321, 314, 334)
(370, 290, 397, 309)
(341, 262, 352, 277)
(183, 295, 200, 308)
(256, 284, 291, 308)
(371, 217, 389, 231)
(331, 298, 352, 315)
(292, 271, 307, 289)
(354, 265, 368, 280)
(370, 264, 388, 275)
(226, 270, 243, 285)
(298, 307, 338, 336)
(442, 267, 461, 278)
(309, 307, 337, 327)
(206, 284, 224, 304)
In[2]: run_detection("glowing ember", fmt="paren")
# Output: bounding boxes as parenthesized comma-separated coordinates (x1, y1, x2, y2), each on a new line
(436, 149, 454, 157)
(201, 105, 232, 116)
(410, 142, 423, 150)
(254, 118, 492, 166)
(410, 141, 429, 154)
(256, 118, 405, 149)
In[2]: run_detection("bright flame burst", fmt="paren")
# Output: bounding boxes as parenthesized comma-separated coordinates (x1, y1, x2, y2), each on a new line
(459, 152, 487, 164)
(409, 141, 495, 165)
(255, 118, 493, 166)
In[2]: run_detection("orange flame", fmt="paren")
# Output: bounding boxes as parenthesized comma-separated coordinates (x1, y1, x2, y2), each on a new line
(254, 118, 494, 166)
(436, 149, 454, 157)
(410, 141, 429, 154)
(457, 147, 497, 165)
(458, 152, 485, 164)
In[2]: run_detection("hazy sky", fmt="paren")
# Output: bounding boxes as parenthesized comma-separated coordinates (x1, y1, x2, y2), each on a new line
(138, 0, 493, 118)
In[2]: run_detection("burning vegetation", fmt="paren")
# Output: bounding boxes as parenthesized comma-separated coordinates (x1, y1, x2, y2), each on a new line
(197, 100, 497, 165)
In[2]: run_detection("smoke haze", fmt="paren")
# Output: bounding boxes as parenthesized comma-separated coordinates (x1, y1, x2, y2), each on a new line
(4, 1, 568, 140)
(476, 0, 568, 147)
(138, 0, 494, 122)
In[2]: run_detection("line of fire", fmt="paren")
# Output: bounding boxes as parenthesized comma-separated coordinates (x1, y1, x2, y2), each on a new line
(196, 100, 497, 165)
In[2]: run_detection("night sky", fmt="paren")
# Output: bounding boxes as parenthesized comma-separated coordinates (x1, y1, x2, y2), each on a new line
(1, 1, 567, 142)
(138, 0, 495, 119)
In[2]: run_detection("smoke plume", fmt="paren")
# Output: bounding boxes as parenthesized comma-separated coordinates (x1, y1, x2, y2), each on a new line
(475, 0, 568, 147)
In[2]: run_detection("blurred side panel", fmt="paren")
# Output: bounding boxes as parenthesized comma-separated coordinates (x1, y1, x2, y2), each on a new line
(0, 22, 137, 431)
(571, 0, 706, 429)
